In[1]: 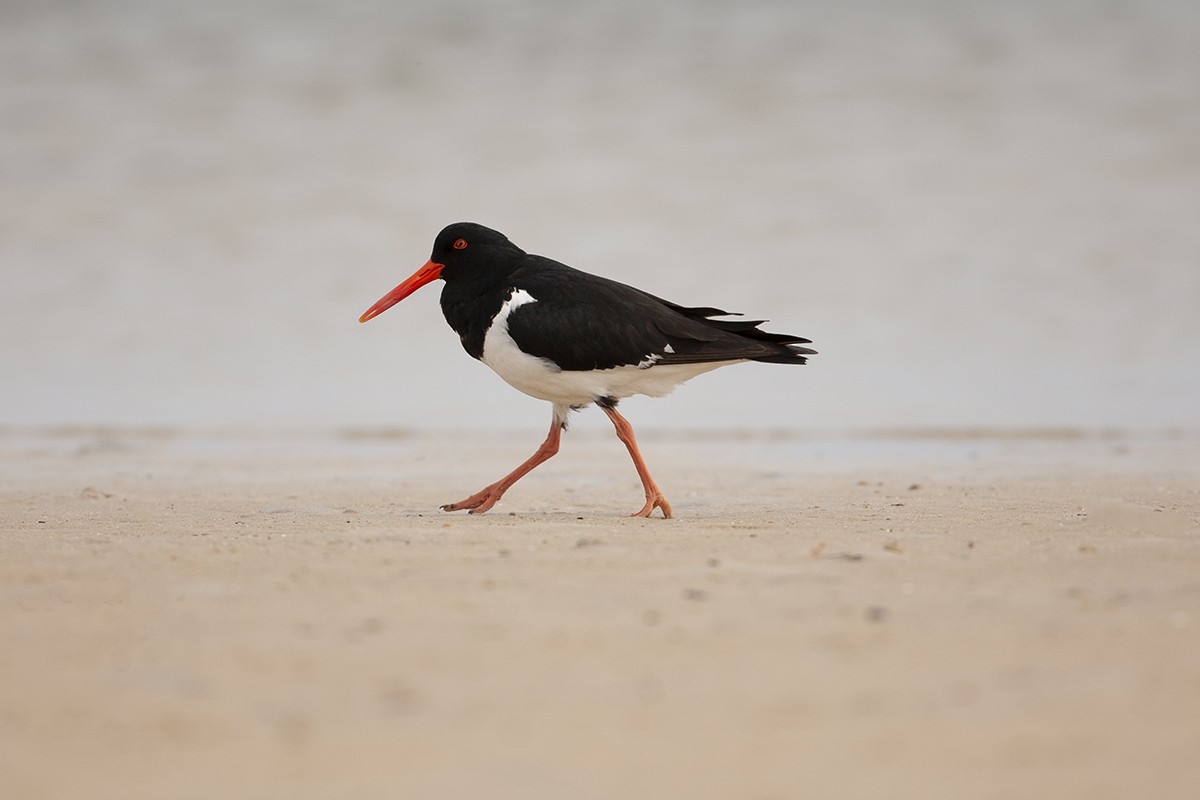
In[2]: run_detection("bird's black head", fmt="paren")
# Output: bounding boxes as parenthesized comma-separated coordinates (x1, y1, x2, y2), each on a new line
(359, 222, 523, 323)
(430, 222, 525, 284)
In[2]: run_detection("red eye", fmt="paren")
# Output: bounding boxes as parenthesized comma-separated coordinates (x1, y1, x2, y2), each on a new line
(453, 238, 468, 250)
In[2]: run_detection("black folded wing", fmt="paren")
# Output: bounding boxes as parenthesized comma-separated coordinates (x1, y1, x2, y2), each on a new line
(505, 258, 816, 372)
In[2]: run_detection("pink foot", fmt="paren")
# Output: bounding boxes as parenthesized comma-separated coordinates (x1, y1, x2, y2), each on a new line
(440, 484, 504, 514)
(630, 493, 672, 519)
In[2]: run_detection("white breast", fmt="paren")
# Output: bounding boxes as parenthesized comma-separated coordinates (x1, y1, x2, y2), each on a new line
(480, 289, 737, 406)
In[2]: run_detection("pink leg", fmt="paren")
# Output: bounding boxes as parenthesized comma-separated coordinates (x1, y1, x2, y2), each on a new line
(441, 415, 562, 514)
(600, 405, 672, 519)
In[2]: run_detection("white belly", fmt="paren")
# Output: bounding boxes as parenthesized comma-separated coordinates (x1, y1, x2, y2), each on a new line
(479, 290, 735, 406)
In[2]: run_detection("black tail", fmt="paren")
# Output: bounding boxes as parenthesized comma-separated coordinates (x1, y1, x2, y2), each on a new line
(666, 301, 817, 365)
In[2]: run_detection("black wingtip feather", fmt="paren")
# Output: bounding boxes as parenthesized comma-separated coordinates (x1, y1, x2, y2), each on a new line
(753, 345, 817, 365)
(666, 302, 817, 365)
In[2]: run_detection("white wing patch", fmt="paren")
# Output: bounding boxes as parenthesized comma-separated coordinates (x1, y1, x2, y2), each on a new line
(637, 343, 676, 369)
(637, 354, 661, 369)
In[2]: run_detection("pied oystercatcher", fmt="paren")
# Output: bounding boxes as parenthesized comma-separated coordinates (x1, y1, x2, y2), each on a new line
(359, 223, 816, 518)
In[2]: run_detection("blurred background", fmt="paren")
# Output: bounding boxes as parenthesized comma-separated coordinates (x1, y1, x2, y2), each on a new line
(2, 0, 1197, 433)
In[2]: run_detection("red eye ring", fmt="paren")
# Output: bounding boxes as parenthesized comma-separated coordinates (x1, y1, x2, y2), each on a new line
(453, 238, 468, 250)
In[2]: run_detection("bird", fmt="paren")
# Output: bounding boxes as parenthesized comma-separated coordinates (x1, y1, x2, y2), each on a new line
(359, 222, 816, 518)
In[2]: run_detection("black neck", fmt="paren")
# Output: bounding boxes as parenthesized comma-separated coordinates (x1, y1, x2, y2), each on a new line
(440, 277, 509, 360)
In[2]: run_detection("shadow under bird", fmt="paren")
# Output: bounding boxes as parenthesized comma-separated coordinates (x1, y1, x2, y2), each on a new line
(359, 222, 816, 518)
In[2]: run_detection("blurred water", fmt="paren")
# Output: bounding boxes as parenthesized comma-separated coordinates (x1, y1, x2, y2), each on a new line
(2, 0, 1198, 431)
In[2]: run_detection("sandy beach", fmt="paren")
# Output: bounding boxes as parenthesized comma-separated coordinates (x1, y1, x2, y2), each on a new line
(2, 427, 1197, 799)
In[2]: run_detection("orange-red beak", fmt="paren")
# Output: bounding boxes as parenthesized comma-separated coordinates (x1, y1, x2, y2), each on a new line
(359, 259, 445, 323)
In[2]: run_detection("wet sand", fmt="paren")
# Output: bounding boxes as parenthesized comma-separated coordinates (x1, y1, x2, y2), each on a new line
(2, 427, 1198, 799)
